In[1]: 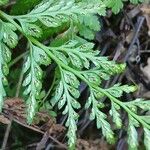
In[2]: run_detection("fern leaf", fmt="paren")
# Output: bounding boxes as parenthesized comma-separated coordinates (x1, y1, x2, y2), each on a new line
(10, 0, 42, 15)
(106, 83, 137, 98)
(110, 102, 122, 128)
(125, 98, 150, 111)
(51, 40, 125, 73)
(144, 128, 150, 150)
(20, 21, 42, 38)
(105, 0, 143, 14)
(0, 0, 8, 6)
(0, 20, 17, 111)
(127, 117, 139, 150)
(106, 0, 123, 14)
(47, 38, 150, 148)
(2, 22, 18, 48)
(13, 0, 106, 40)
(78, 14, 101, 40)
(51, 69, 80, 147)
(86, 89, 115, 143)
(23, 43, 51, 123)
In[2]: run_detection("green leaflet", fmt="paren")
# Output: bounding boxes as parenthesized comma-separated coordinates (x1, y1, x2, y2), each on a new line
(106, 83, 137, 98)
(106, 0, 124, 14)
(144, 128, 150, 150)
(0, 43, 9, 111)
(0, 20, 16, 111)
(20, 21, 42, 38)
(110, 102, 122, 128)
(127, 117, 139, 150)
(10, 0, 42, 15)
(50, 69, 80, 147)
(125, 99, 150, 111)
(87, 90, 115, 143)
(1, 21, 18, 48)
(79, 25, 96, 40)
(105, 0, 143, 14)
(23, 43, 51, 123)
(13, 0, 106, 40)
(51, 40, 126, 74)
(78, 14, 101, 40)
(0, 0, 8, 6)
(11, 0, 71, 41)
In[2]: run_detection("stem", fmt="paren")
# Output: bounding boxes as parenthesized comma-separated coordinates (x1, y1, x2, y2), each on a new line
(94, 86, 150, 130)
(1, 10, 150, 130)
(42, 74, 56, 103)
(15, 67, 24, 97)
(9, 51, 29, 67)
(1, 118, 12, 150)
(0, 11, 22, 31)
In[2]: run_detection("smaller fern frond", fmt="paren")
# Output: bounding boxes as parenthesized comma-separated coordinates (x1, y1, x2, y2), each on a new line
(22, 42, 51, 123)
(51, 68, 80, 148)
(144, 128, 150, 150)
(13, 0, 106, 40)
(105, 0, 143, 14)
(0, 0, 8, 6)
(0, 19, 17, 111)
(45, 39, 150, 149)
(85, 89, 115, 143)
(50, 40, 125, 73)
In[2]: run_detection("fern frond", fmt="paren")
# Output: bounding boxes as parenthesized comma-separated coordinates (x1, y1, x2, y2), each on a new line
(50, 40, 125, 72)
(127, 116, 139, 150)
(0, 20, 17, 111)
(51, 68, 80, 147)
(144, 128, 150, 150)
(0, 0, 149, 149)
(106, 0, 124, 14)
(0, 0, 8, 6)
(46, 41, 150, 149)
(105, 0, 143, 14)
(23, 43, 51, 123)
(85, 89, 115, 143)
(13, 0, 105, 40)
(110, 102, 122, 128)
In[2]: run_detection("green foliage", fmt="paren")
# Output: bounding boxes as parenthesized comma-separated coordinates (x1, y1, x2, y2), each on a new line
(105, 0, 143, 14)
(85, 89, 115, 143)
(0, 0, 8, 6)
(10, 0, 42, 15)
(0, 19, 17, 111)
(23, 43, 51, 123)
(127, 117, 139, 150)
(52, 69, 80, 147)
(144, 128, 150, 150)
(14, 0, 105, 40)
(0, 0, 148, 149)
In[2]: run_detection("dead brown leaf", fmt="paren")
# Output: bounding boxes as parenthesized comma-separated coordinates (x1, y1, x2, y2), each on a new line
(140, 58, 150, 82)
(140, 4, 150, 35)
(140, 4, 150, 15)
(76, 139, 111, 150)
(0, 115, 10, 124)
(3, 97, 65, 140)
(4, 98, 24, 108)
